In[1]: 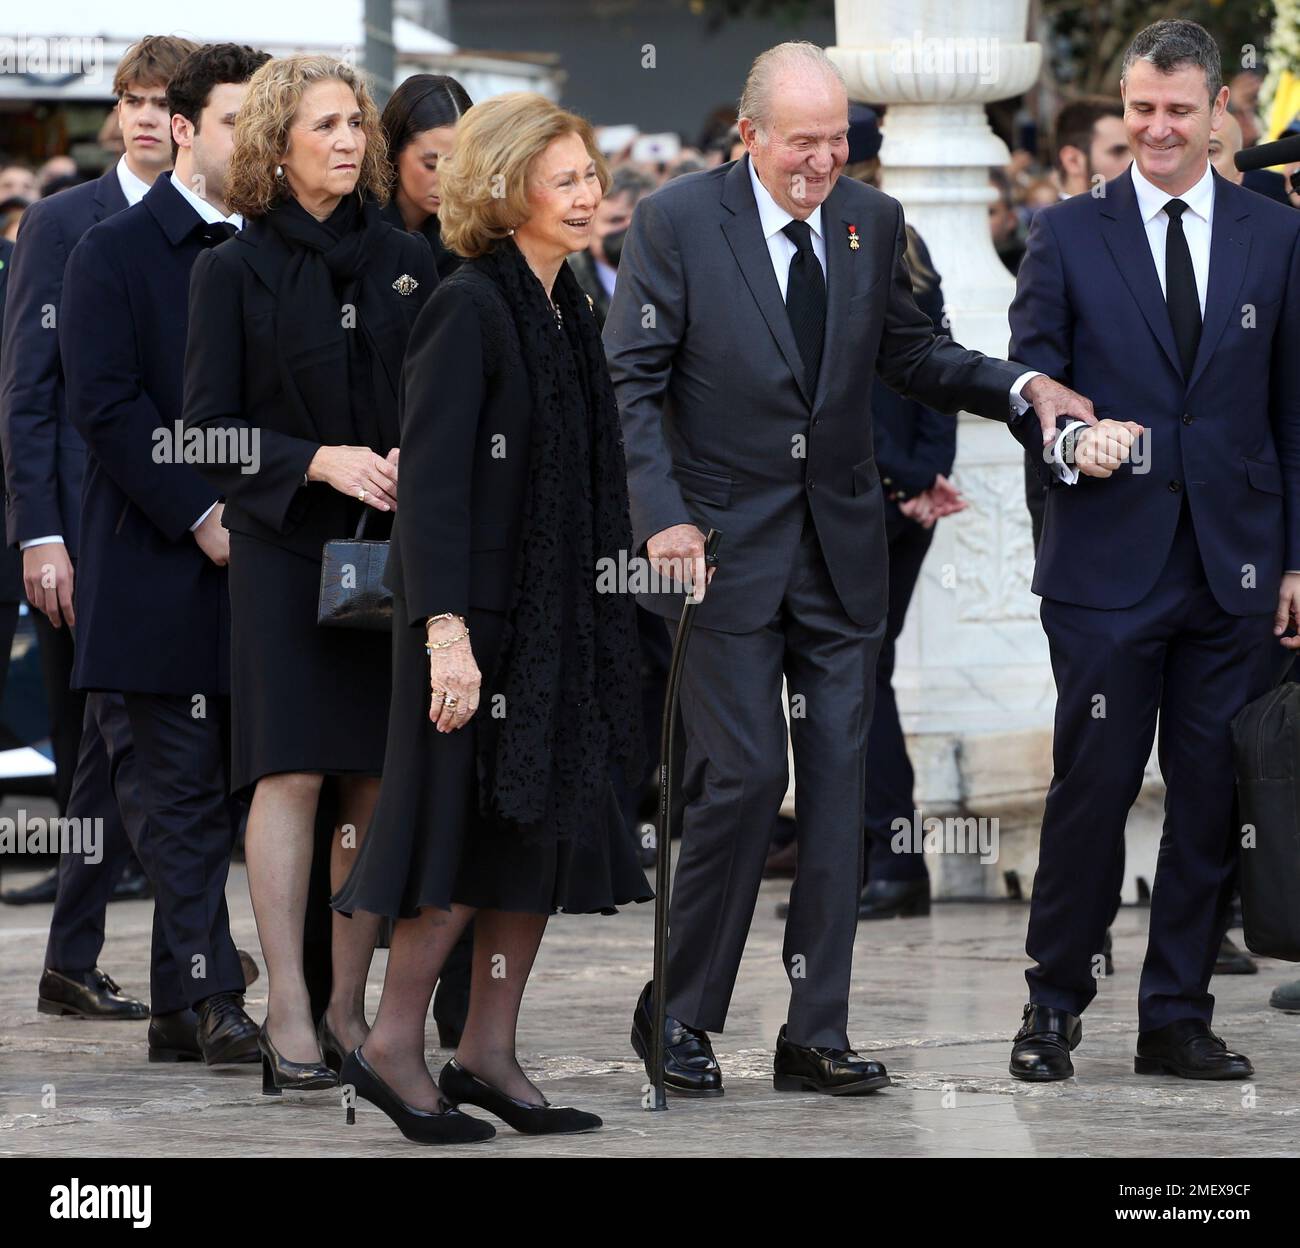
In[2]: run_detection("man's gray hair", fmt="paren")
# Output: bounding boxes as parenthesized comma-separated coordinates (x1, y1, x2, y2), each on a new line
(739, 41, 846, 135)
(1120, 19, 1222, 103)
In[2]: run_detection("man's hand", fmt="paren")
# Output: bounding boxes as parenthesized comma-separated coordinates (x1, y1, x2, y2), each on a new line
(646, 522, 714, 602)
(193, 503, 230, 567)
(1073, 419, 1145, 479)
(1274, 572, 1300, 649)
(22, 543, 75, 629)
(1023, 374, 1096, 448)
(900, 474, 967, 529)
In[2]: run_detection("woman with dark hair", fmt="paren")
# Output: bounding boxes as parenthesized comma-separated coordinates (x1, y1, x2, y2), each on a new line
(182, 54, 436, 1092)
(332, 92, 651, 1145)
(379, 74, 472, 279)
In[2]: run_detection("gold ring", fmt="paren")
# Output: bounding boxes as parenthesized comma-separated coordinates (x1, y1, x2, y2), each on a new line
(358, 488, 367, 502)
(444, 695, 459, 709)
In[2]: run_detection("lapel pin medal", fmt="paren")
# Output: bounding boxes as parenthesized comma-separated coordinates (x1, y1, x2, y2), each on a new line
(392, 273, 418, 295)
(847, 224, 860, 251)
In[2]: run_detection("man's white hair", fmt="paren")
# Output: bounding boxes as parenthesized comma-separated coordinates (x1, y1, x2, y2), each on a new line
(738, 41, 846, 136)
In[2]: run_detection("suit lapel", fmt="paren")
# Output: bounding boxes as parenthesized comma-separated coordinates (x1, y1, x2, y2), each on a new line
(94, 165, 128, 221)
(720, 156, 812, 406)
(811, 179, 856, 412)
(1186, 173, 1251, 394)
(1099, 172, 1182, 380)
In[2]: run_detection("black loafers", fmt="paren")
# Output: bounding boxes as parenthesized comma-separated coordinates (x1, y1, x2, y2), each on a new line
(772, 1025, 890, 1094)
(1134, 1019, 1253, 1080)
(630, 980, 723, 1096)
(1009, 1003, 1081, 1081)
(38, 967, 148, 1020)
(195, 991, 260, 1064)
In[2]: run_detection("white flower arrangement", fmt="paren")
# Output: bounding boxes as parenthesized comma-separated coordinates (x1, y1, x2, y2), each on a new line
(1262, 0, 1300, 121)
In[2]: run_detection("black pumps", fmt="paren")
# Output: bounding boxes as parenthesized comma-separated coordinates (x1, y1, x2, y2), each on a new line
(258, 1022, 337, 1096)
(340, 1048, 495, 1144)
(439, 1058, 602, 1134)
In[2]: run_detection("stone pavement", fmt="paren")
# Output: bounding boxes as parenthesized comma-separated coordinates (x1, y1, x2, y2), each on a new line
(2, 859, 1299, 1157)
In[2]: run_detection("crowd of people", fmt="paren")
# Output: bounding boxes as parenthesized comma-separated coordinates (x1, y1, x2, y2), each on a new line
(1, 17, 1299, 1148)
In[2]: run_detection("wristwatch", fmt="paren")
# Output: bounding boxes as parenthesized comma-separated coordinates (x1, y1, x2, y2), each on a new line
(1059, 425, 1083, 467)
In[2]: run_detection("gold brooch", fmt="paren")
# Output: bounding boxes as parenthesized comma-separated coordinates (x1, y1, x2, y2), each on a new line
(392, 274, 419, 296)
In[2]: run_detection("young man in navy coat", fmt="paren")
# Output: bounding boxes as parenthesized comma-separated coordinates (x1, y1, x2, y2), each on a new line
(1004, 20, 1300, 1082)
(60, 43, 270, 1064)
(0, 36, 198, 1020)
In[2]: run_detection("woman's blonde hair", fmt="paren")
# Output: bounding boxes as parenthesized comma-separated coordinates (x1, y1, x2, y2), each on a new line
(226, 55, 389, 218)
(438, 92, 609, 259)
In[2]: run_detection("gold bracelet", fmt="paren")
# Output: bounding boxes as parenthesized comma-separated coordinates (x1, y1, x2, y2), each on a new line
(425, 630, 469, 651)
(426, 612, 465, 630)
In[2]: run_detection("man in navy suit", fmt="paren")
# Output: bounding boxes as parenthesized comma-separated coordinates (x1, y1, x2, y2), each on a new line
(59, 43, 270, 1065)
(1004, 20, 1300, 1081)
(0, 238, 22, 700)
(0, 36, 200, 1019)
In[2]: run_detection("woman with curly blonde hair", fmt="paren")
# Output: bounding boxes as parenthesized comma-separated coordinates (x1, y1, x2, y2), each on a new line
(183, 54, 436, 1094)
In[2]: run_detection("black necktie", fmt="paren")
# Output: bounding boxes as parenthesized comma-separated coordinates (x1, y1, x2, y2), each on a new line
(781, 219, 826, 396)
(200, 221, 238, 247)
(1163, 199, 1201, 378)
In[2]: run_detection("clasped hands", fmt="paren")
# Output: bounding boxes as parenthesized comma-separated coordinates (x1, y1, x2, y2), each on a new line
(1022, 374, 1143, 479)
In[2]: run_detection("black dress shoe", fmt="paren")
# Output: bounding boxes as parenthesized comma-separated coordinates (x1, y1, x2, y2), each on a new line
(341, 1048, 495, 1145)
(148, 1008, 202, 1062)
(1134, 1019, 1253, 1080)
(2, 869, 60, 905)
(260, 1022, 337, 1095)
(316, 1014, 366, 1074)
(1009, 1003, 1081, 1081)
(37, 967, 148, 1020)
(630, 980, 723, 1096)
(195, 992, 260, 1064)
(773, 1025, 890, 1094)
(440, 1059, 602, 1134)
(858, 877, 930, 920)
(111, 864, 153, 902)
(1213, 934, 1257, 975)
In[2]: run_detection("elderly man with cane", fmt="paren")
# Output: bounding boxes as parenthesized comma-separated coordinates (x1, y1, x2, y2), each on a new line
(606, 40, 1096, 1098)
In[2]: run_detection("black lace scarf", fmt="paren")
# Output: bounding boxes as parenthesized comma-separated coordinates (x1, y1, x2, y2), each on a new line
(469, 239, 644, 843)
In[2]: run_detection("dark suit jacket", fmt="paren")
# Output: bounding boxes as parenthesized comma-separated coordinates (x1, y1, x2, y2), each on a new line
(1009, 167, 1300, 615)
(385, 267, 532, 627)
(0, 238, 24, 603)
(0, 165, 129, 556)
(604, 155, 1026, 634)
(870, 229, 956, 507)
(182, 211, 437, 562)
(60, 174, 230, 695)
(567, 249, 612, 327)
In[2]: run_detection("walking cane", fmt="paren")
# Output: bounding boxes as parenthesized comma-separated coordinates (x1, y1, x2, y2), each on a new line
(646, 528, 722, 1111)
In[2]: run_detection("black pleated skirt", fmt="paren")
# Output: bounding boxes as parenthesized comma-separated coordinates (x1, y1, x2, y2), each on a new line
(331, 594, 653, 918)
(226, 530, 392, 797)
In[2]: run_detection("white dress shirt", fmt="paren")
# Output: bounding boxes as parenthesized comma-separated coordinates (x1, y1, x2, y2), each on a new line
(21, 157, 160, 552)
(746, 157, 1038, 490)
(1052, 160, 1215, 485)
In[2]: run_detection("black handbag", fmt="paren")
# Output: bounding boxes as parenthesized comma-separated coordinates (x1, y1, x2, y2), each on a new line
(1229, 678, 1300, 961)
(317, 510, 392, 631)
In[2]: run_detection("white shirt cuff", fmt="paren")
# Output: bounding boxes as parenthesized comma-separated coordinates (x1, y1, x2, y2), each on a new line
(1049, 420, 1088, 486)
(19, 535, 64, 550)
(1008, 370, 1043, 415)
(190, 502, 219, 532)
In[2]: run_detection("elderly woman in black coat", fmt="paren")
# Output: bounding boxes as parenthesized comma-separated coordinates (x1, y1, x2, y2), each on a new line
(183, 54, 435, 1092)
(332, 92, 651, 1145)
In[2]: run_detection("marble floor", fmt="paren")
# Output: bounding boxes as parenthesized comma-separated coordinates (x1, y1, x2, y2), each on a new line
(2, 856, 1299, 1157)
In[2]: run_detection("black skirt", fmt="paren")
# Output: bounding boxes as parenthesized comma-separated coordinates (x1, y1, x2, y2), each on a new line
(331, 594, 653, 918)
(226, 530, 392, 797)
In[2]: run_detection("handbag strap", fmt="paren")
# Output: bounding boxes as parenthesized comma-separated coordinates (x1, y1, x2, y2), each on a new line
(353, 510, 370, 540)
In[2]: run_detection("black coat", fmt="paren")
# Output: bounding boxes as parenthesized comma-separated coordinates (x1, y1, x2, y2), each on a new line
(183, 209, 437, 561)
(0, 165, 129, 556)
(386, 267, 532, 627)
(60, 175, 228, 695)
(0, 238, 23, 603)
